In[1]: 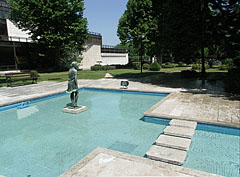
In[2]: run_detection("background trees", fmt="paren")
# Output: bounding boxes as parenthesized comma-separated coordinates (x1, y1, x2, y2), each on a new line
(8, 0, 88, 70)
(117, 0, 240, 75)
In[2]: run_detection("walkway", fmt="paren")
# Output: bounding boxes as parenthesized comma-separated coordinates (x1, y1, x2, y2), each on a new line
(145, 92, 240, 128)
(60, 147, 221, 177)
(0, 79, 183, 107)
(0, 79, 239, 127)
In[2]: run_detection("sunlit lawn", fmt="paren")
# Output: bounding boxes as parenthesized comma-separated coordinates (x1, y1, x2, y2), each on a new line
(0, 67, 227, 87)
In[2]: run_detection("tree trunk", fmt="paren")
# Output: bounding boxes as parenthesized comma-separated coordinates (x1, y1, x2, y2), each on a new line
(157, 48, 164, 65)
(201, 46, 206, 77)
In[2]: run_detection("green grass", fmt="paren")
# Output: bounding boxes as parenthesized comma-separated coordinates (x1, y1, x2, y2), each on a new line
(0, 67, 228, 87)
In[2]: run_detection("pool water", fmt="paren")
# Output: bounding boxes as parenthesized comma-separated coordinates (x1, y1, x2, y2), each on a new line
(184, 124, 240, 177)
(141, 116, 240, 177)
(0, 89, 167, 177)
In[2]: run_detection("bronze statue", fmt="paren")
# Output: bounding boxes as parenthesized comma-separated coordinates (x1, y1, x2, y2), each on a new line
(66, 61, 78, 108)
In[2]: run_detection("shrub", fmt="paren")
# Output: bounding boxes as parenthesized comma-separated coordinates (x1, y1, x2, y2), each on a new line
(106, 66, 116, 70)
(91, 65, 116, 71)
(162, 62, 175, 68)
(191, 62, 209, 70)
(30, 70, 39, 78)
(132, 62, 141, 70)
(143, 63, 150, 70)
(205, 62, 210, 70)
(191, 64, 200, 70)
(177, 61, 185, 67)
(219, 64, 227, 70)
(91, 65, 101, 71)
(149, 62, 161, 71)
(224, 58, 233, 70)
(213, 60, 222, 65)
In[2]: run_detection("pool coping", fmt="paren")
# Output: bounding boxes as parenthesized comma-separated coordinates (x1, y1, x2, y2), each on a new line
(144, 93, 240, 129)
(0, 86, 170, 108)
(60, 147, 222, 177)
(1, 86, 239, 129)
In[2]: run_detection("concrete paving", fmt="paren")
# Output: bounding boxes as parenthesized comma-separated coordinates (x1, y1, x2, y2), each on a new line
(155, 134, 191, 150)
(145, 145, 187, 165)
(164, 126, 195, 138)
(145, 92, 240, 128)
(170, 119, 197, 129)
(0, 79, 183, 107)
(61, 147, 221, 177)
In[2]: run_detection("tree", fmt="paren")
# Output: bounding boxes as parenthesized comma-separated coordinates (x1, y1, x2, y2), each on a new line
(7, 0, 88, 68)
(117, 0, 153, 61)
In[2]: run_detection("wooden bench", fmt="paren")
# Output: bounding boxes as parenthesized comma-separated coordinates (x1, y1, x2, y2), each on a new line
(5, 72, 38, 87)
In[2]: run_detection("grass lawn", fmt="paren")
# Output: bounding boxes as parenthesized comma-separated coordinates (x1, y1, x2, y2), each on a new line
(0, 67, 227, 87)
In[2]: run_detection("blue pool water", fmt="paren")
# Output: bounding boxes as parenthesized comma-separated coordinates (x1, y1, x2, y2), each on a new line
(140, 116, 240, 177)
(0, 89, 167, 177)
(184, 124, 240, 177)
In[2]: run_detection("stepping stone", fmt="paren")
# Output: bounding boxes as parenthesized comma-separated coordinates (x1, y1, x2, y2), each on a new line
(164, 126, 195, 138)
(155, 134, 191, 150)
(170, 119, 197, 129)
(146, 145, 187, 165)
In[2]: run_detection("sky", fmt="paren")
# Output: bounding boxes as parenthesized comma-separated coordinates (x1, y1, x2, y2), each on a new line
(84, 0, 128, 46)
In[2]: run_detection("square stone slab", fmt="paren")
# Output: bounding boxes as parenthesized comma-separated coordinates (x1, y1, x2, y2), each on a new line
(62, 106, 87, 114)
(146, 145, 187, 165)
(155, 134, 191, 150)
(164, 126, 195, 138)
(170, 119, 197, 129)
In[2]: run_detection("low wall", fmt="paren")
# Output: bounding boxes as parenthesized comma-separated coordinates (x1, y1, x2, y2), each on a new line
(101, 53, 128, 66)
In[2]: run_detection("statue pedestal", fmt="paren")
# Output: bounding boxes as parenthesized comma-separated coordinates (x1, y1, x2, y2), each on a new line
(62, 106, 88, 114)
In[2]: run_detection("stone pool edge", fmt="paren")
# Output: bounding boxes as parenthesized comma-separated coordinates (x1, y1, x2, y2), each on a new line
(144, 93, 240, 129)
(0, 86, 170, 108)
(60, 147, 221, 177)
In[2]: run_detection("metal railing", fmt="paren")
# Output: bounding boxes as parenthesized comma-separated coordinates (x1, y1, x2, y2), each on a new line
(88, 31, 101, 36)
(0, 35, 33, 42)
(101, 45, 126, 53)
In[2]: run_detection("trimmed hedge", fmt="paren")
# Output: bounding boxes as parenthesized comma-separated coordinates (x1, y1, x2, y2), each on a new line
(219, 64, 227, 70)
(162, 62, 175, 68)
(143, 63, 150, 70)
(132, 62, 141, 70)
(177, 61, 186, 67)
(149, 62, 161, 71)
(91, 65, 116, 71)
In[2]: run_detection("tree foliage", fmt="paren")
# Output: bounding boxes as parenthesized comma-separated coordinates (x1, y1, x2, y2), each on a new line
(8, 0, 88, 68)
(118, 0, 240, 74)
(117, 0, 153, 57)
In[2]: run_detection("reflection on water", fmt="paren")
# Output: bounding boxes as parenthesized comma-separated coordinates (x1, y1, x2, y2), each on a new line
(17, 106, 39, 120)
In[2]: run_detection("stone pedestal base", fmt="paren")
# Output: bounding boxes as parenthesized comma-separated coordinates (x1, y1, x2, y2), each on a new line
(62, 106, 88, 114)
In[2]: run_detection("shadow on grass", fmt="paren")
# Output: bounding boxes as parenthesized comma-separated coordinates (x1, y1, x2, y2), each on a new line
(113, 72, 161, 79)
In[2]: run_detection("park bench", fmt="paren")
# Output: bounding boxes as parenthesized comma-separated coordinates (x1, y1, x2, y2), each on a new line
(5, 72, 38, 87)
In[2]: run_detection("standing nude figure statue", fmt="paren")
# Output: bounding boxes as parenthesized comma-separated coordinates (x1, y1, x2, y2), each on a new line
(66, 61, 78, 108)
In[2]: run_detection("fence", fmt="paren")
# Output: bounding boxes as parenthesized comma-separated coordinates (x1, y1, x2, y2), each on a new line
(0, 35, 33, 42)
(101, 45, 126, 54)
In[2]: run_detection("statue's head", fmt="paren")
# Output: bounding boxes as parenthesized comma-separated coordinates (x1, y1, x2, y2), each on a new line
(71, 61, 78, 69)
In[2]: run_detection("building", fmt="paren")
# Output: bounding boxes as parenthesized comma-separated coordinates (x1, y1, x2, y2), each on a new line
(81, 32, 128, 70)
(0, 0, 128, 70)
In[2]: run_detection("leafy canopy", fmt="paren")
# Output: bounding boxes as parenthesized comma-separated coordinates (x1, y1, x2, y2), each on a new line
(7, 0, 88, 52)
